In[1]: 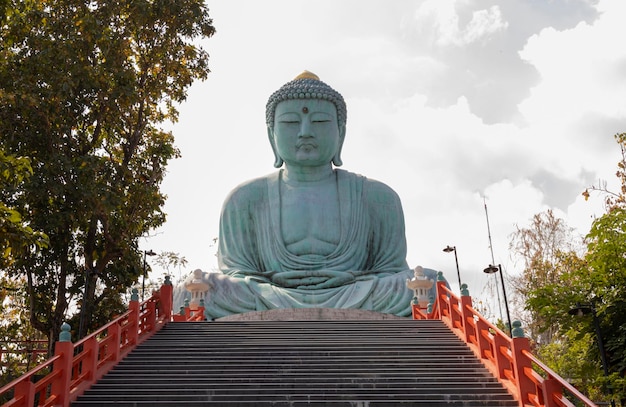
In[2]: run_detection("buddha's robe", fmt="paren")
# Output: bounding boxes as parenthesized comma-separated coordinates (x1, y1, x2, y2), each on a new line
(201, 169, 415, 319)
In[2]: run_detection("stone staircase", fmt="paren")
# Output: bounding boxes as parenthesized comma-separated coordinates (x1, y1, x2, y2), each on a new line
(71, 319, 518, 406)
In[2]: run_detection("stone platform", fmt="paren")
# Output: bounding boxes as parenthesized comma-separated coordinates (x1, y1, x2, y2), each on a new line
(214, 307, 408, 321)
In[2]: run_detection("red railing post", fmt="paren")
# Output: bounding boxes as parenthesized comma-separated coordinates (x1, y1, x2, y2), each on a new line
(147, 298, 157, 331)
(160, 276, 173, 320)
(541, 378, 562, 407)
(50, 323, 73, 407)
(493, 333, 509, 380)
(510, 321, 535, 406)
(449, 293, 462, 329)
(460, 286, 474, 344)
(475, 317, 492, 360)
(183, 298, 191, 320)
(195, 299, 206, 321)
(108, 321, 122, 363)
(435, 274, 448, 319)
(83, 335, 99, 383)
(13, 379, 35, 406)
(128, 289, 140, 346)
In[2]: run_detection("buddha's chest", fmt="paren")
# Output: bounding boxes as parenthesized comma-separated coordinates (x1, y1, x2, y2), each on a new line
(280, 183, 341, 256)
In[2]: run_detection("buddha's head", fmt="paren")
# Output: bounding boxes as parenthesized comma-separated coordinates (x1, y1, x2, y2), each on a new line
(266, 71, 347, 168)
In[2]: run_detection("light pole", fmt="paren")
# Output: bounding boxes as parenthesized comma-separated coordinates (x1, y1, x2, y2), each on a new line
(443, 245, 462, 293)
(483, 264, 512, 336)
(142, 249, 157, 301)
(568, 303, 615, 407)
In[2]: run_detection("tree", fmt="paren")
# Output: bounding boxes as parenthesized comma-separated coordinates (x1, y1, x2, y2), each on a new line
(584, 207, 626, 393)
(521, 133, 626, 405)
(154, 251, 188, 284)
(508, 209, 584, 345)
(1, 273, 47, 387)
(0, 150, 48, 384)
(583, 132, 626, 211)
(583, 134, 626, 391)
(0, 0, 215, 345)
(0, 150, 48, 269)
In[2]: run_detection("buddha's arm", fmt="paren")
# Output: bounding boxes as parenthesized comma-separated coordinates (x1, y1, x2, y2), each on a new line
(365, 180, 411, 274)
(217, 181, 273, 283)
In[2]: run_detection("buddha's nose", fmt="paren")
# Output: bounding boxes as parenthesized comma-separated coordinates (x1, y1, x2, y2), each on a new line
(298, 118, 313, 138)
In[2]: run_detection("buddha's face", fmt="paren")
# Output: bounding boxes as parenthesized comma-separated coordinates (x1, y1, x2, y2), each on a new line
(270, 99, 344, 168)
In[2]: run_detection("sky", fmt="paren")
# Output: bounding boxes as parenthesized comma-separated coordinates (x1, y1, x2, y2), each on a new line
(144, 0, 626, 321)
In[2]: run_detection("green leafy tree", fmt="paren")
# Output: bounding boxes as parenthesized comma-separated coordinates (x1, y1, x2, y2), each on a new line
(521, 133, 626, 405)
(0, 0, 215, 345)
(584, 208, 626, 387)
(0, 151, 48, 268)
(1, 273, 47, 387)
(509, 209, 584, 345)
(1, 149, 47, 385)
(582, 134, 626, 404)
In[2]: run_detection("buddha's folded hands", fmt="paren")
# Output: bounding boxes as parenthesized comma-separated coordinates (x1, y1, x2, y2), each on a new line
(271, 270, 356, 289)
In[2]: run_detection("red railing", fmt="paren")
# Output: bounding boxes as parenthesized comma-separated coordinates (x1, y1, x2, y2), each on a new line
(413, 273, 597, 407)
(2, 271, 596, 407)
(172, 299, 206, 322)
(0, 281, 173, 407)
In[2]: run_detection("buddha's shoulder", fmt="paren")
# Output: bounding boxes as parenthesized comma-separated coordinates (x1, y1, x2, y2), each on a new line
(338, 169, 402, 206)
(222, 172, 276, 205)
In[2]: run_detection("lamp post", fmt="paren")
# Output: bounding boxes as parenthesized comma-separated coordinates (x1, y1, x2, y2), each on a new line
(483, 264, 512, 336)
(568, 303, 615, 407)
(142, 249, 157, 301)
(443, 245, 462, 293)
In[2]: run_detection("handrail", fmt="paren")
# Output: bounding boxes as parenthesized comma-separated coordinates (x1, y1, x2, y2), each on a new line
(522, 350, 596, 407)
(0, 279, 174, 407)
(172, 299, 206, 322)
(2, 272, 597, 407)
(0, 355, 61, 407)
(418, 273, 597, 407)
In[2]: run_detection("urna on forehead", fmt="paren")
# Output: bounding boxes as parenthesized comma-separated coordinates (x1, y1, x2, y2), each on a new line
(266, 71, 347, 128)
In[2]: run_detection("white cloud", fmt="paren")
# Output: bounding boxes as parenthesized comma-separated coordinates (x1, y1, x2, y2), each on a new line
(414, 1, 507, 47)
(464, 6, 509, 44)
(143, 0, 626, 323)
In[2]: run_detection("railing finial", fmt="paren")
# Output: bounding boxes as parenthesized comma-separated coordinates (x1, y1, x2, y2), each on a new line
(511, 320, 524, 338)
(59, 322, 72, 342)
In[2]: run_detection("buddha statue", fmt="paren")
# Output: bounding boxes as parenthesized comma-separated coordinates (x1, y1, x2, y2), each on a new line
(190, 71, 436, 319)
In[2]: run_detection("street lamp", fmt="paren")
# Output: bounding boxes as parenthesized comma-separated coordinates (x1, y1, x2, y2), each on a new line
(483, 264, 512, 336)
(443, 245, 462, 293)
(142, 249, 157, 301)
(568, 303, 615, 407)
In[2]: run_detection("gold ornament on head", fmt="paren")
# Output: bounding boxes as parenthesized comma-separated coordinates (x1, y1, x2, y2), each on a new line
(294, 70, 320, 81)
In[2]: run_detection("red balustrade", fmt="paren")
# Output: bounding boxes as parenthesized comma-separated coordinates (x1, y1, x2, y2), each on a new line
(171, 299, 206, 322)
(2, 272, 597, 407)
(414, 274, 598, 407)
(0, 280, 173, 407)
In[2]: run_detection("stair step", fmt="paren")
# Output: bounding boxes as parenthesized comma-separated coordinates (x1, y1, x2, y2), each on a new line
(94, 377, 501, 385)
(71, 319, 518, 407)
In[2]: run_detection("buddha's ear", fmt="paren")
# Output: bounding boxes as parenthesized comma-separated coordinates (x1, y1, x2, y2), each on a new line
(332, 124, 346, 167)
(267, 126, 284, 168)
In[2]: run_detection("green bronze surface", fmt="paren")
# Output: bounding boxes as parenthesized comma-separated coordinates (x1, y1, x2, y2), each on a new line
(199, 72, 419, 318)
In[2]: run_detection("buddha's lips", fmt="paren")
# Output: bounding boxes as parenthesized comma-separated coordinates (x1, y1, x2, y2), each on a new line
(296, 142, 317, 148)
